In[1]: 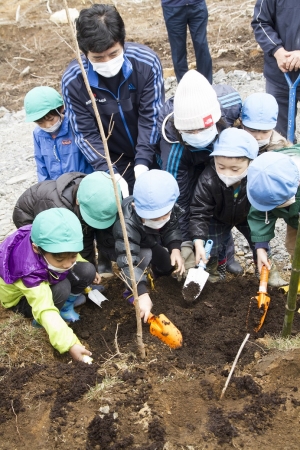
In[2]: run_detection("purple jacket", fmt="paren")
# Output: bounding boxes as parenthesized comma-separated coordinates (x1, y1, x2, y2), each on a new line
(0, 225, 68, 288)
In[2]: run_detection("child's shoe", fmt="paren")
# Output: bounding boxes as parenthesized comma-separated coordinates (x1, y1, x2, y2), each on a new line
(123, 289, 134, 304)
(73, 293, 87, 307)
(217, 261, 227, 280)
(91, 284, 105, 292)
(60, 294, 80, 322)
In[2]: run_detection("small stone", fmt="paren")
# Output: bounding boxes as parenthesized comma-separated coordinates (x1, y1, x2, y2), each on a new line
(99, 405, 110, 414)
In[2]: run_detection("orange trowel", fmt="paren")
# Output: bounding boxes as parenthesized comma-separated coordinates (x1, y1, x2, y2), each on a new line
(247, 265, 271, 332)
(147, 313, 182, 349)
(183, 239, 213, 302)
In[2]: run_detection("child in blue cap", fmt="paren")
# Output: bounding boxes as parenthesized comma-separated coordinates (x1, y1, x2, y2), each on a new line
(247, 152, 300, 276)
(113, 170, 184, 322)
(0, 209, 96, 361)
(24, 86, 92, 181)
(189, 128, 259, 281)
(241, 93, 288, 153)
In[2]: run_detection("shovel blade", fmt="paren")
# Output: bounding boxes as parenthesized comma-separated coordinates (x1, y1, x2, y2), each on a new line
(148, 313, 182, 349)
(88, 290, 108, 307)
(183, 268, 209, 302)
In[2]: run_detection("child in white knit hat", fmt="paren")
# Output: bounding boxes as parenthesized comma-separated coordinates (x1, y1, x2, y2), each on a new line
(241, 93, 288, 153)
(157, 69, 243, 277)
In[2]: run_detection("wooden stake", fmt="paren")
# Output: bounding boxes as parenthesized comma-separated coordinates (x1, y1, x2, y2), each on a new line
(63, 0, 145, 357)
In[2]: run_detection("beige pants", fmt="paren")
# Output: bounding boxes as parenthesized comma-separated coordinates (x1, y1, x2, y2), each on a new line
(285, 224, 297, 257)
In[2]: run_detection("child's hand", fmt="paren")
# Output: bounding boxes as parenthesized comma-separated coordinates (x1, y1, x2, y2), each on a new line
(194, 240, 207, 265)
(69, 343, 92, 362)
(170, 248, 185, 276)
(256, 248, 271, 273)
(138, 293, 153, 323)
(93, 272, 102, 285)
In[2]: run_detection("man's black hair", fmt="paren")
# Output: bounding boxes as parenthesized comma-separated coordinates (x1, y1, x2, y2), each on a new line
(76, 4, 126, 55)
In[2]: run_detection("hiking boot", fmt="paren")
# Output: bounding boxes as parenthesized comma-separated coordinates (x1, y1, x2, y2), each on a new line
(97, 252, 113, 278)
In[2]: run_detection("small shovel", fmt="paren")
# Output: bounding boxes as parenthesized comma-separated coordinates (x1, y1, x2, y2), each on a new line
(84, 286, 108, 307)
(147, 313, 182, 349)
(183, 239, 214, 302)
(247, 265, 271, 332)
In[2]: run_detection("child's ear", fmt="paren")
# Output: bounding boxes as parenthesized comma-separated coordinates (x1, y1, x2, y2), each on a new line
(32, 243, 40, 254)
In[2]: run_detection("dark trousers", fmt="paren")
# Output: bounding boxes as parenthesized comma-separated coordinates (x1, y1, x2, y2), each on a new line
(162, 2, 212, 83)
(266, 78, 300, 142)
(10, 262, 96, 318)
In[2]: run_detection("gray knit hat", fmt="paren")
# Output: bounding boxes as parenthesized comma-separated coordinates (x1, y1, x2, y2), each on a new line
(174, 70, 221, 130)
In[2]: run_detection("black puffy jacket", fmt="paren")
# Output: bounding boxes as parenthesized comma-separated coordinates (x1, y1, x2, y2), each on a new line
(12, 172, 114, 263)
(189, 160, 250, 241)
(113, 196, 183, 294)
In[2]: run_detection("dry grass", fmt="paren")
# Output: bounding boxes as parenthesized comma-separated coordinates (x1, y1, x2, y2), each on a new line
(0, 311, 54, 367)
(258, 334, 300, 351)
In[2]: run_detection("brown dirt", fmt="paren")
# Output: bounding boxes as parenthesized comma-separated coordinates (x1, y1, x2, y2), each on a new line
(0, 0, 263, 112)
(2, 274, 300, 449)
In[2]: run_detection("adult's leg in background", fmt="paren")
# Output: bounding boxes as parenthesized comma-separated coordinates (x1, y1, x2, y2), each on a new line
(162, 5, 189, 82)
(187, 2, 212, 83)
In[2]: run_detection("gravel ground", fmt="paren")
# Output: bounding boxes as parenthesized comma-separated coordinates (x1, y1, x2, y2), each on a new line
(1, 70, 299, 278)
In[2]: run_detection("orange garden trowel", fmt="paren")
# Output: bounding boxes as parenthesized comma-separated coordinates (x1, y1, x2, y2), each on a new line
(250, 265, 271, 332)
(147, 313, 182, 349)
(183, 239, 214, 302)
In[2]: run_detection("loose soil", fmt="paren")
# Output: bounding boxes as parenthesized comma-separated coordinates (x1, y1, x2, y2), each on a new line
(2, 274, 300, 449)
(0, 0, 263, 112)
(1, 1, 299, 448)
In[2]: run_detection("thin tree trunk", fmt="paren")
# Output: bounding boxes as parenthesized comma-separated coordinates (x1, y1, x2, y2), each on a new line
(63, 0, 145, 358)
(282, 215, 300, 337)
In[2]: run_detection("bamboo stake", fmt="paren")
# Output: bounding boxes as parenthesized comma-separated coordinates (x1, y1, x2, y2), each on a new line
(282, 215, 300, 337)
(219, 333, 250, 400)
(63, 0, 145, 358)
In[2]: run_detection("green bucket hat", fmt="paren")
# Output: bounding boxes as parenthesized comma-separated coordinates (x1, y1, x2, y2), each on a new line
(77, 172, 121, 229)
(31, 209, 83, 253)
(24, 86, 64, 122)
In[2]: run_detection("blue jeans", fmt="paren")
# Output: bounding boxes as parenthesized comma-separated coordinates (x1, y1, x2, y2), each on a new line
(162, 2, 212, 83)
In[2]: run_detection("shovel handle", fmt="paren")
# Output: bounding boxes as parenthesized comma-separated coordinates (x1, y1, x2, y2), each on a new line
(199, 239, 214, 269)
(259, 265, 269, 293)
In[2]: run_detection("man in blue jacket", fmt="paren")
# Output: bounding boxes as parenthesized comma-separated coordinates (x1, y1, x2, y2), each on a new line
(62, 4, 164, 194)
(252, 0, 300, 141)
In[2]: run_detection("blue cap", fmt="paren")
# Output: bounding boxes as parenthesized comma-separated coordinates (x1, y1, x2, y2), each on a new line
(210, 128, 259, 159)
(133, 170, 179, 219)
(247, 152, 299, 211)
(241, 93, 278, 130)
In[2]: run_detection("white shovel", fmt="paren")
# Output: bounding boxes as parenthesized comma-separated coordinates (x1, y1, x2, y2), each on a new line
(183, 239, 214, 302)
(84, 286, 108, 307)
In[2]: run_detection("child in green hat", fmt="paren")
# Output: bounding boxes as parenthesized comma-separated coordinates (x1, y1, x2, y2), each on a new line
(24, 86, 92, 181)
(0, 208, 97, 362)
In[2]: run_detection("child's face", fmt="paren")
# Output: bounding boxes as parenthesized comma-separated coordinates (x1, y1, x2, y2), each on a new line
(214, 156, 249, 177)
(242, 125, 272, 142)
(35, 113, 60, 129)
(43, 252, 77, 270)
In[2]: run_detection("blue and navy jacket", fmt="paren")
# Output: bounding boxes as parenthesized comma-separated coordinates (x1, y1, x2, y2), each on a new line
(157, 85, 242, 241)
(33, 115, 92, 181)
(61, 43, 164, 173)
(252, 0, 300, 87)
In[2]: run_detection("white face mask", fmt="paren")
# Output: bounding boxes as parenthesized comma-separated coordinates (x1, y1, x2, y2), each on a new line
(257, 137, 271, 148)
(44, 255, 76, 273)
(90, 51, 124, 78)
(276, 196, 296, 208)
(217, 168, 248, 187)
(144, 216, 170, 230)
(39, 118, 62, 133)
(181, 125, 217, 149)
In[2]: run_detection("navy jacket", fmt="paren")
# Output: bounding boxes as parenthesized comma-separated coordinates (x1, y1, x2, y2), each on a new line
(62, 43, 164, 173)
(157, 85, 242, 241)
(252, 0, 300, 87)
(33, 115, 92, 181)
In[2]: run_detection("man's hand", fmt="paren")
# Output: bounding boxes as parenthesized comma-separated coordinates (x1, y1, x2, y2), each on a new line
(194, 240, 207, 265)
(170, 248, 185, 276)
(134, 164, 149, 178)
(114, 173, 129, 198)
(138, 293, 153, 323)
(274, 47, 290, 72)
(256, 248, 271, 273)
(69, 343, 92, 362)
(92, 272, 102, 285)
(285, 50, 300, 72)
